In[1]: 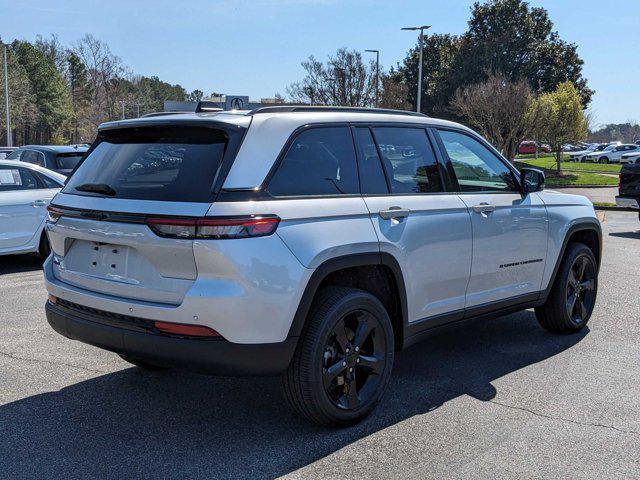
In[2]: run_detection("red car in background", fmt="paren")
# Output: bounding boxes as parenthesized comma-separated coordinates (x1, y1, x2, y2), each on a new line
(518, 141, 551, 154)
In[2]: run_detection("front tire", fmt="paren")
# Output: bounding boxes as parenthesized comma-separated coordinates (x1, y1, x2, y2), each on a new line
(600, 157, 609, 164)
(282, 287, 395, 427)
(535, 243, 598, 334)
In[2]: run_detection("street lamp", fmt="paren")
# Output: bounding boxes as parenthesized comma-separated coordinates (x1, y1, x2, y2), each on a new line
(365, 49, 379, 107)
(402, 25, 430, 113)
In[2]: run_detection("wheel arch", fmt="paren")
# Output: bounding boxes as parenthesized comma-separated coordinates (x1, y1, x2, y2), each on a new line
(541, 221, 602, 301)
(287, 252, 407, 351)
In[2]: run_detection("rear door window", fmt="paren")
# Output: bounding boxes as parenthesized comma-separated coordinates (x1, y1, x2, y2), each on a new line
(63, 126, 228, 202)
(354, 127, 388, 194)
(0, 167, 40, 191)
(22, 150, 45, 167)
(56, 153, 84, 170)
(268, 126, 359, 196)
(371, 127, 443, 194)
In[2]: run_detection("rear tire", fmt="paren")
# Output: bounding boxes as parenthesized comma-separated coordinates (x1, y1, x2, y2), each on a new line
(282, 287, 395, 427)
(118, 354, 168, 371)
(38, 232, 51, 261)
(535, 243, 598, 334)
(600, 157, 609, 164)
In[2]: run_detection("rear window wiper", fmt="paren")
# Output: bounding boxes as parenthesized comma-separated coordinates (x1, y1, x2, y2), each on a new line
(74, 183, 117, 197)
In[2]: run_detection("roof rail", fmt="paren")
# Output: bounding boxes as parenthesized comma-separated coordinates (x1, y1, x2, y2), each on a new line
(141, 111, 192, 118)
(195, 101, 224, 113)
(248, 105, 428, 117)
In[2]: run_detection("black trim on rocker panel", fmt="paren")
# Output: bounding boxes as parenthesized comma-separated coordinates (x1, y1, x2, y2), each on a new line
(403, 292, 543, 349)
(286, 252, 408, 341)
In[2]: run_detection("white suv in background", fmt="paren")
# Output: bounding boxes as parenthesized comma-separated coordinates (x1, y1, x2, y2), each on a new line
(43, 106, 601, 426)
(584, 144, 640, 164)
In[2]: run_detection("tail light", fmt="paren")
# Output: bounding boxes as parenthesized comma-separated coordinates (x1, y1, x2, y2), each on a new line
(146, 215, 280, 239)
(618, 173, 622, 190)
(46, 205, 63, 223)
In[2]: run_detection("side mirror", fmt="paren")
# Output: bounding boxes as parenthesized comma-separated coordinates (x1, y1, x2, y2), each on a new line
(521, 167, 545, 193)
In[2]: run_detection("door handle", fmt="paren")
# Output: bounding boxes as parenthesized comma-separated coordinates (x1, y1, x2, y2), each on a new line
(379, 207, 410, 220)
(472, 202, 496, 214)
(31, 199, 47, 207)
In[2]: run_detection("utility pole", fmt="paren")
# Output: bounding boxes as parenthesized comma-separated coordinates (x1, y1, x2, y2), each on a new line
(120, 100, 126, 119)
(3, 45, 12, 147)
(365, 49, 379, 107)
(402, 25, 430, 113)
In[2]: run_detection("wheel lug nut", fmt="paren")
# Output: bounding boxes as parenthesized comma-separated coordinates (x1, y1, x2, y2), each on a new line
(355, 347, 359, 352)
(356, 358, 360, 363)
(349, 367, 353, 372)
(342, 361, 346, 367)
(346, 348, 350, 353)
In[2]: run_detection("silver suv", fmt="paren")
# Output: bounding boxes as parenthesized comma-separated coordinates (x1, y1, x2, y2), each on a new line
(44, 106, 601, 426)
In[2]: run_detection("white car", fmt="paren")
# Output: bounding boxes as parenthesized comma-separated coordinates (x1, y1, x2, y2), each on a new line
(0, 160, 65, 258)
(568, 144, 601, 162)
(620, 152, 640, 164)
(584, 144, 640, 164)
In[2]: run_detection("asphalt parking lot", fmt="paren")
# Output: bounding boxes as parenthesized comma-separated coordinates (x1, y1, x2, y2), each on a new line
(0, 211, 638, 479)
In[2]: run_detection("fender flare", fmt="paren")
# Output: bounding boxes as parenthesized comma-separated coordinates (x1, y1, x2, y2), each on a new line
(540, 221, 602, 302)
(286, 252, 407, 340)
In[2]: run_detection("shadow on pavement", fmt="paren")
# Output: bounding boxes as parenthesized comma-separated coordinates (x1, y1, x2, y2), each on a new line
(0, 311, 587, 479)
(0, 254, 42, 275)
(609, 231, 640, 240)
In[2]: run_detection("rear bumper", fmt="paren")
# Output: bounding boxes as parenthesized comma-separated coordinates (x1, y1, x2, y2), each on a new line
(45, 301, 297, 376)
(615, 196, 640, 209)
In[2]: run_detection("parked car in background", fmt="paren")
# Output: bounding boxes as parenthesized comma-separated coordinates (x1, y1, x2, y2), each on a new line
(0, 147, 18, 159)
(620, 152, 640, 164)
(539, 143, 552, 153)
(568, 144, 601, 162)
(584, 144, 640, 164)
(518, 140, 537, 154)
(0, 160, 65, 258)
(616, 161, 640, 221)
(6, 145, 88, 175)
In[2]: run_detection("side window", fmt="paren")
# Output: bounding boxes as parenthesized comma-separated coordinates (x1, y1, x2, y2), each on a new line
(268, 127, 359, 196)
(0, 168, 40, 191)
(36, 173, 62, 189)
(22, 150, 45, 167)
(372, 127, 442, 194)
(438, 130, 518, 192)
(354, 127, 388, 194)
(5, 150, 23, 160)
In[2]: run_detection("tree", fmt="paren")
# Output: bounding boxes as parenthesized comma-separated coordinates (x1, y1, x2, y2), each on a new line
(588, 122, 640, 144)
(394, 0, 592, 115)
(392, 33, 461, 116)
(536, 81, 588, 172)
(288, 48, 378, 107)
(0, 40, 38, 146)
(11, 40, 73, 143)
(67, 51, 92, 142)
(132, 75, 187, 115)
(187, 89, 204, 102)
(378, 73, 411, 111)
(453, 0, 593, 106)
(450, 73, 543, 160)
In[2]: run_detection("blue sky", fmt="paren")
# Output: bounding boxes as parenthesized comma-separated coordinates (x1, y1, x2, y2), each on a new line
(1, 0, 638, 126)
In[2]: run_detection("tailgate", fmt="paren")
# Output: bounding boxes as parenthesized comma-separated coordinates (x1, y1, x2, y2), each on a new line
(47, 194, 210, 305)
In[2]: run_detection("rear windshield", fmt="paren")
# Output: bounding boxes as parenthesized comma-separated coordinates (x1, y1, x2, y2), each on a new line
(64, 126, 228, 202)
(56, 153, 85, 170)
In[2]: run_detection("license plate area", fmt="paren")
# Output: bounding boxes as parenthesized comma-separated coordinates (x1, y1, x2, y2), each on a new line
(87, 242, 133, 282)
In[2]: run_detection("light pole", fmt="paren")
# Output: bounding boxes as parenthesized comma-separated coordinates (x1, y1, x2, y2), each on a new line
(402, 25, 430, 113)
(365, 49, 379, 107)
(3, 45, 12, 147)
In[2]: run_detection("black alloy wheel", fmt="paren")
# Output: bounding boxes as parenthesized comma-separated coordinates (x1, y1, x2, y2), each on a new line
(565, 254, 596, 327)
(322, 308, 386, 410)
